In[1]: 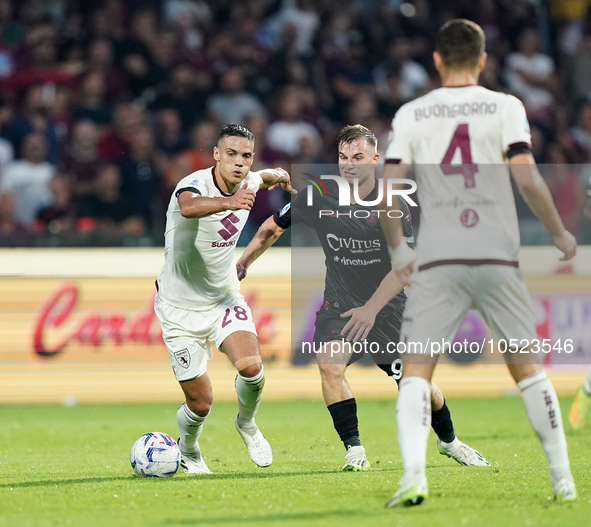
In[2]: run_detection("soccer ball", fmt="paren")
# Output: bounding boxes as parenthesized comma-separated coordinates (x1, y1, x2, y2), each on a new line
(130, 432, 181, 477)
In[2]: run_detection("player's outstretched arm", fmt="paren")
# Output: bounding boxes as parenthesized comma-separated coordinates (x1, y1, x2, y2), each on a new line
(178, 183, 255, 219)
(340, 268, 405, 342)
(256, 168, 297, 194)
(509, 153, 577, 261)
(379, 162, 415, 284)
(236, 215, 285, 280)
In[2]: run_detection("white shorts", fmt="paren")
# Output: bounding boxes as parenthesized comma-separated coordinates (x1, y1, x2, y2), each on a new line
(154, 292, 257, 381)
(401, 264, 537, 352)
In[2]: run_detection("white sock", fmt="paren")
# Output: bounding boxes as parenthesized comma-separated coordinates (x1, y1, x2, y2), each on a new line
(177, 403, 207, 453)
(517, 370, 572, 486)
(235, 367, 265, 427)
(583, 367, 591, 395)
(397, 377, 432, 484)
(439, 437, 461, 452)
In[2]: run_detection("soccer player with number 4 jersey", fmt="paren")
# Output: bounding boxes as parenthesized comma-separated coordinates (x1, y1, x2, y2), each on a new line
(155, 124, 294, 474)
(380, 19, 577, 507)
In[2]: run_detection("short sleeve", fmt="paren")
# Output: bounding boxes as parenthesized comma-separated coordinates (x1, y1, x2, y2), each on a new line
(385, 106, 413, 165)
(174, 175, 210, 199)
(247, 170, 264, 193)
(502, 95, 532, 158)
(290, 191, 312, 227)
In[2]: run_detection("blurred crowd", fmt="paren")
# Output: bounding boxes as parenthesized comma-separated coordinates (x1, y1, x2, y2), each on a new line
(0, 0, 590, 247)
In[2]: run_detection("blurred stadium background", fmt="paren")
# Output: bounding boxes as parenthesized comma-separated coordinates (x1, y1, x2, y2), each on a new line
(1, 0, 591, 405)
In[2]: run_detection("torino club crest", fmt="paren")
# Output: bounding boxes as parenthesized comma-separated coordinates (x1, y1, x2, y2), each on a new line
(174, 349, 191, 369)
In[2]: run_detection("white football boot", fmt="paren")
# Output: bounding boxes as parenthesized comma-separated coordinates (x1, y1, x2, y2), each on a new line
(178, 440, 212, 474)
(386, 475, 428, 508)
(553, 478, 577, 502)
(341, 445, 371, 471)
(437, 438, 490, 466)
(234, 416, 273, 467)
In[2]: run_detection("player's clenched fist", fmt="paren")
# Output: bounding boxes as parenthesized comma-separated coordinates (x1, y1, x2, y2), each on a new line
(226, 183, 256, 210)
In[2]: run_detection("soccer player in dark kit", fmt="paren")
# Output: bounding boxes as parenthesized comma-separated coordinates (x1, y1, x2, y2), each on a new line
(236, 124, 489, 471)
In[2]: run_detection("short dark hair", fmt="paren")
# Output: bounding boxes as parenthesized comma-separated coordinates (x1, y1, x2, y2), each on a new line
(218, 123, 254, 144)
(436, 19, 485, 68)
(337, 124, 377, 150)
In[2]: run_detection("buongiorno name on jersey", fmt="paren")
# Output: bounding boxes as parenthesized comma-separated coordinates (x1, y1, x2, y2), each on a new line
(385, 85, 532, 269)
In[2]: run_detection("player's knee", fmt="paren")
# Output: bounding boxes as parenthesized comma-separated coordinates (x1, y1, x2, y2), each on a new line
(318, 362, 345, 383)
(234, 354, 263, 378)
(186, 401, 211, 417)
(185, 394, 212, 417)
(238, 362, 262, 379)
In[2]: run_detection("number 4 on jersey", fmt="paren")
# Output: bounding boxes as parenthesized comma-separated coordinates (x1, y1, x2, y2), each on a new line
(441, 123, 479, 188)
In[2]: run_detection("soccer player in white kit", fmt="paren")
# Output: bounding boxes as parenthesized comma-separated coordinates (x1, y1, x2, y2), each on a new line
(379, 20, 578, 506)
(155, 124, 294, 474)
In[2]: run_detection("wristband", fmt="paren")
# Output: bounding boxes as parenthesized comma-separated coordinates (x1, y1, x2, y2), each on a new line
(387, 242, 416, 271)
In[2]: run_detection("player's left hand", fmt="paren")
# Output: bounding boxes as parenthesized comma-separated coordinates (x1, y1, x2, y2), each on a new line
(553, 229, 577, 261)
(340, 306, 377, 343)
(236, 262, 247, 281)
(260, 168, 297, 194)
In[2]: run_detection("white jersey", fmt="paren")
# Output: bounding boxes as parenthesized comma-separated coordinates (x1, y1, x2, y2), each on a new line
(157, 166, 263, 310)
(385, 85, 531, 269)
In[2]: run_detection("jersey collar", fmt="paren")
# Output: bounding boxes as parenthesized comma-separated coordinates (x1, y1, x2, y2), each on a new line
(438, 84, 479, 88)
(211, 166, 235, 197)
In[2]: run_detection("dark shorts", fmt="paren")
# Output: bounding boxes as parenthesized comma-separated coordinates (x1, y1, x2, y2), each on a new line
(313, 303, 404, 379)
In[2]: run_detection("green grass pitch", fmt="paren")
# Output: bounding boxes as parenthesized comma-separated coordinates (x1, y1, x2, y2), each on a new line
(1, 398, 589, 527)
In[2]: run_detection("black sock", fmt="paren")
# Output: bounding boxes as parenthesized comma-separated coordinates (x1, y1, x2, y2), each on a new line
(327, 398, 361, 449)
(431, 399, 456, 443)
